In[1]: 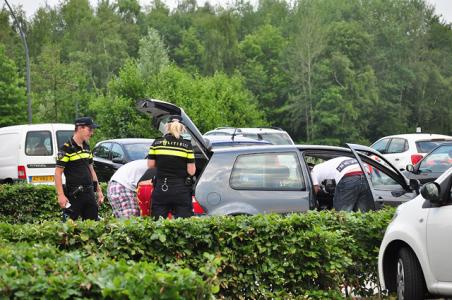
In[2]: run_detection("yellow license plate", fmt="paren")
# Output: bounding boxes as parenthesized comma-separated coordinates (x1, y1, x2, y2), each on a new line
(32, 176, 54, 183)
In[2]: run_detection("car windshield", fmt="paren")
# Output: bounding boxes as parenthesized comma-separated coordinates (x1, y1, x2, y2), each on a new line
(124, 143, 153, 160)
(419, 145, 452, 173)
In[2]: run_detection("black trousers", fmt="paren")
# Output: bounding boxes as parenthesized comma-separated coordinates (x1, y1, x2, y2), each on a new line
(63, 185, 98, 221)
(151, 178, 193, 219)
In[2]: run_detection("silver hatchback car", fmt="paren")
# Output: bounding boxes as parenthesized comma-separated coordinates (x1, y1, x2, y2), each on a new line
(137, 99, 421, 216)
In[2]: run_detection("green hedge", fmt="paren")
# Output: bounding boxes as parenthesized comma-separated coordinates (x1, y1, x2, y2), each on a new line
(0, 242, 215, 299)
(0, 183, 111, 223)
(0, 209, 395, 298)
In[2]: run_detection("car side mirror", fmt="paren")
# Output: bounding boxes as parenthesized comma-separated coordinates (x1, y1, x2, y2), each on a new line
(420, 182, 442, 204)
(406, 164, 415, 173)
(112, 157, 125, 164)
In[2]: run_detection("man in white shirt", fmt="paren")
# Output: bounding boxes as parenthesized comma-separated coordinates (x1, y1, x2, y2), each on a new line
(311, 156, 375, 212)
(107, 159, 155, 218)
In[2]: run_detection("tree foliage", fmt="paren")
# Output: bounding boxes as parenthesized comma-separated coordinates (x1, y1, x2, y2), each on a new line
(0, 0, 451, 145)
(0, 44, 26, 127)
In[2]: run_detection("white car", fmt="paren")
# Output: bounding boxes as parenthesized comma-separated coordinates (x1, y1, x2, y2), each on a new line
(204, 127, 294, 145)
(370, 133, 452, 171)
(378, 166, 452, 299)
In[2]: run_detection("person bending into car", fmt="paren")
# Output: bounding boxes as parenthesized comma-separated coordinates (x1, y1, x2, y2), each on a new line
(147, 116, 196, 219)
(311, 156, 375, 212)
(55, 117, 104, 220)
(107, 159, 155, 218)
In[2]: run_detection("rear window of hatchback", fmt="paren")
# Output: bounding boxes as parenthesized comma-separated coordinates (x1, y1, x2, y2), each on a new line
(416, 140, 451, 153)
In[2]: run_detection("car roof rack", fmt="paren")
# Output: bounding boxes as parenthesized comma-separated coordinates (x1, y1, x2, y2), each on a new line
(214, 126, 285, 131)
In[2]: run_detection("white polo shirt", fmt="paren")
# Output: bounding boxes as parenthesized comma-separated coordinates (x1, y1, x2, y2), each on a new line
(110, 159, 150, 191)
(311, 156, 364, 185)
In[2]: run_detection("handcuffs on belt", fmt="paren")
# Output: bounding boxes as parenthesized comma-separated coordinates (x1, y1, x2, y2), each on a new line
(161, 178, 168, 192)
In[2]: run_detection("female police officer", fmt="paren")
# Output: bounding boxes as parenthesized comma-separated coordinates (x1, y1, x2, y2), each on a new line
(147, 116, 196, 219)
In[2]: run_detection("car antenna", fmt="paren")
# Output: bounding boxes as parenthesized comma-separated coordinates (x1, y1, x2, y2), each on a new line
(232, 128, 238, 141)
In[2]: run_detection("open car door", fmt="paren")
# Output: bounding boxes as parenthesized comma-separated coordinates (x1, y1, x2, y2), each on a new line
(347, 143, 419, 207)
(136, 98, 211, 160)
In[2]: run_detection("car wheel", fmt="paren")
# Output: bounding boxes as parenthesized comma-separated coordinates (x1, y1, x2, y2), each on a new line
(396, 247, 425, 300)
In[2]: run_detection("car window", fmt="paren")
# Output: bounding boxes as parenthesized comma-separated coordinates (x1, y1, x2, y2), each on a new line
(371, 139, 389, 154)
(56, 130, 73, 150)
(124, 143, 153, 160)
(368, 164, 399, 190)
(230, 152, 305, 191)
(416, 140, 448, 153)
(111, 143, 125, 160)
(387, 138, 408, 154)
(93, 142, 111, 159)
(25, 131, 52, 156)
(419, 146, 452, 173)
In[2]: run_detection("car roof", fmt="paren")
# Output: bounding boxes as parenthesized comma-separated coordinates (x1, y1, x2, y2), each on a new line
(376, 133, 452, 140)
(212, 144, 349, 154)
(96, 138, 154, 145)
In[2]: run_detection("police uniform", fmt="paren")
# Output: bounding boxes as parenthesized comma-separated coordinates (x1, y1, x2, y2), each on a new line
(56, 138, 98, 220)
(147, 134, 195, 218)
(311, 156, 375, 212)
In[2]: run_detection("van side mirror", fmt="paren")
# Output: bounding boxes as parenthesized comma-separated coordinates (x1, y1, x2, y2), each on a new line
(421, 182, 442, 204)
(406, 164, 415, 173)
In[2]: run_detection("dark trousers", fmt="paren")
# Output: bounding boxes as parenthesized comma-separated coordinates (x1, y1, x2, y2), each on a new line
(151, 178, 193, 219)
(333, 175, 375, 212)
(63, 185, 98, 221)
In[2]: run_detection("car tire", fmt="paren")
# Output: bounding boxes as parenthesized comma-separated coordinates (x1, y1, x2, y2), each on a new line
(396, 247, 426, 300)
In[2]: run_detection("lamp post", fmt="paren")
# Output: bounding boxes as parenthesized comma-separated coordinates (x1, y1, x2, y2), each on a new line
(4, 0, 32, 124)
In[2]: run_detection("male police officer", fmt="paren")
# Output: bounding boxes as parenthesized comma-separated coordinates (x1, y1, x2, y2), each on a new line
(55, 117, 104, 220)
(311, 156, 375, 212)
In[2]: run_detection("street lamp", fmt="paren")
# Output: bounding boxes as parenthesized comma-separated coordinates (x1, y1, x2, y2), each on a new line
(4, 0, 32, 124)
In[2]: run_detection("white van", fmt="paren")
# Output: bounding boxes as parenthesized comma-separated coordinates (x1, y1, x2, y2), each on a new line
(0, 123, 74, 184)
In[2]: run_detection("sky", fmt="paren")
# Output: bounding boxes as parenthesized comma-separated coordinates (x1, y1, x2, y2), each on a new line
(3, 0, 452, 24)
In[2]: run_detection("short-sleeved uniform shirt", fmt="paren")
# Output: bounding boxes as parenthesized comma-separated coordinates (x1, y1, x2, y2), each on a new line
(311, 156, 364, 185)
(147, 134, 195, 179)
(56, 138, 93, 186)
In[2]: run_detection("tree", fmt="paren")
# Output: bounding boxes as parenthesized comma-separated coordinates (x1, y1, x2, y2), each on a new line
(137, 27, 170, 79)
(31, 44, 90, 123)
(238, 24, 288, 117)
(0, 44, 26, 126)
(283, 0, 326, 142)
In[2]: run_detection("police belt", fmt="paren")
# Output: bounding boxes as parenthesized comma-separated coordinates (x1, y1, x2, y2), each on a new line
(65, 184, 94, 194)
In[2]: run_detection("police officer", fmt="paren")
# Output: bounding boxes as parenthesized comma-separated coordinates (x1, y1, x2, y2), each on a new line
(55, 117, 104, 220)
(311, 156, 375, 212)
(147, 116, 195, 219)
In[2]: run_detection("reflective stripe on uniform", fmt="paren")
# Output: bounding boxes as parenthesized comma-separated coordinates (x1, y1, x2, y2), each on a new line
(149, 146, 194, 159)
(65, 152, 92, 161)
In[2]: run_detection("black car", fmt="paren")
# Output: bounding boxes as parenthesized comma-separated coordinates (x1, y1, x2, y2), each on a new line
(404, 142, 452, 184)
(92, 138, 154, 182)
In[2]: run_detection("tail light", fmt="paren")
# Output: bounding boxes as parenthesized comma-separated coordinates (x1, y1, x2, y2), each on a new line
(18, 165, 27, 180)
(411, 154, 424, 165)
(192, 196, 205, 215)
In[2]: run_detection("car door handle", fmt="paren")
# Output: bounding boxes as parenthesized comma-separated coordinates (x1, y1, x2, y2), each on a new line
(394, 158, 400, 161)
